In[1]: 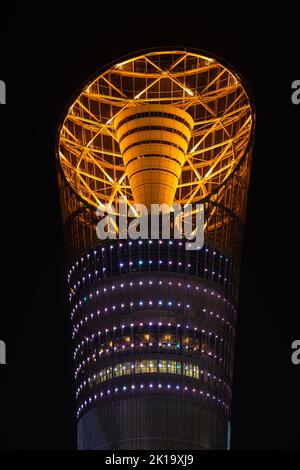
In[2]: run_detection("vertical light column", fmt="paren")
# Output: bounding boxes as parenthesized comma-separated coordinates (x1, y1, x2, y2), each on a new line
(114, 104, 194, 210)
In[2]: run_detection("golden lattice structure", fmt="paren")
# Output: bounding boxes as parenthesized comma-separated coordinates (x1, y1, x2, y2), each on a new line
(57, 49, 255, 257)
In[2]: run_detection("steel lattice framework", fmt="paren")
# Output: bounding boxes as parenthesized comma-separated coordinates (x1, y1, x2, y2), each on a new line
(58, 50, 254, 216)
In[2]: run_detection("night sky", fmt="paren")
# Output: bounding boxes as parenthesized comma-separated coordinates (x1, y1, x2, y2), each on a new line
(0, 4, 299, 450)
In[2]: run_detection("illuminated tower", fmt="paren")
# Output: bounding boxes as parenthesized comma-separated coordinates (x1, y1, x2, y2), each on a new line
(56, 49, 255, 450)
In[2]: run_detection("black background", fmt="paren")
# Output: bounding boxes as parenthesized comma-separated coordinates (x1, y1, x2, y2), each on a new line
(0, 3, 299, 450)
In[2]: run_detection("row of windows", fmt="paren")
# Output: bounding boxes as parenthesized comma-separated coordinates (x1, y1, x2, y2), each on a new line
(74, 340, 232, 379)
(76, 360, 231, 406)
(118, 125, 189, 144)
(75, 330, 226, 359)
(82, 360, 228, 390)
(115, 111, 193, 132)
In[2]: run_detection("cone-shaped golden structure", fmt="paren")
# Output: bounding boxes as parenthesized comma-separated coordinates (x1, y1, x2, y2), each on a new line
(114, 104, 194, 211)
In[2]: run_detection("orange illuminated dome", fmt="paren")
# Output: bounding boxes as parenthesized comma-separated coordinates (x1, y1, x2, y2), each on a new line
(58, 49, 254, 219)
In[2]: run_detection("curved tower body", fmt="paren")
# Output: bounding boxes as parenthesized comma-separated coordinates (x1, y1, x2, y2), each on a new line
(56, 50, 255, 450)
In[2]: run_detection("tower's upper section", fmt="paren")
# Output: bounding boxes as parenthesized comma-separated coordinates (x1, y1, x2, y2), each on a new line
(57, 49, 254, 215)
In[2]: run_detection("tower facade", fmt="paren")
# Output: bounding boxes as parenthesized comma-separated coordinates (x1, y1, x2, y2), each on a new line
(56, 50, 255, 449)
